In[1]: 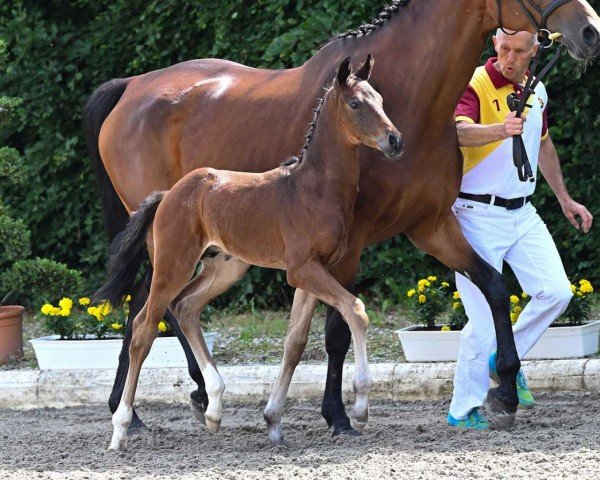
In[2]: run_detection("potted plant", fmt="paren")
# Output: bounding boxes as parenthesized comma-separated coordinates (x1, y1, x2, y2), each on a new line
(0, 39, 81, 364)
(396, 276, 461, 362)
(30, 295, 217, 369)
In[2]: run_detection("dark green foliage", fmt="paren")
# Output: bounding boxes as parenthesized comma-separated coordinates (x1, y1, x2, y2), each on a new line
(0, 1, 598, 311)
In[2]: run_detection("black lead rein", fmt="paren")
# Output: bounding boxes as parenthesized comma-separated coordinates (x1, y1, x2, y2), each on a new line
(496, 0, 572, 182)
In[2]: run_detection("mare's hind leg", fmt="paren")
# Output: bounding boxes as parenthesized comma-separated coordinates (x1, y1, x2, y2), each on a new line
(171, 254, 250, 432)
(409, 213, 519, 428)
(263, 289, 319, 446)
(287, 261, 372, 434)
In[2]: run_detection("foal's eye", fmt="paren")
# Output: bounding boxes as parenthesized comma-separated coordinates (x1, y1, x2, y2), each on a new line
(348, 100, 359, 109)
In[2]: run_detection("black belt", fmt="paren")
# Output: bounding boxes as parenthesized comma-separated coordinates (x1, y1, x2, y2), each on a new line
(458, 192, 532, 210)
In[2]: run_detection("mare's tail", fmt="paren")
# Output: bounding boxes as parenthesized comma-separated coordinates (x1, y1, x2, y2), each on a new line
(82, 78, 131, 242)
(93, 192, 165, 306)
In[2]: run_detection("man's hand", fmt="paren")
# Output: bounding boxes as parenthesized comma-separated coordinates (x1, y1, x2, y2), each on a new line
(503, 111, 526, 138)
(560, 197, 593, 233)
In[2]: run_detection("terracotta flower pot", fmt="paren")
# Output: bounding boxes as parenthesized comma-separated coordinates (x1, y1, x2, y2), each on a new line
(0, 305, 25, 365)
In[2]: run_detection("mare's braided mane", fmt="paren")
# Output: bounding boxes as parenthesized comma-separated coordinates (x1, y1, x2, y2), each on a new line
(337, 0, 411, 39)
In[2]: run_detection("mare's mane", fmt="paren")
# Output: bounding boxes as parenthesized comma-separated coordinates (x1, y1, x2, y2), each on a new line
(337, 0, 411, 39)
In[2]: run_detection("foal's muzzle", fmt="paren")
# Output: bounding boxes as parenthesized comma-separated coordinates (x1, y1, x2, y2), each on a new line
(383, 132, 404, 159)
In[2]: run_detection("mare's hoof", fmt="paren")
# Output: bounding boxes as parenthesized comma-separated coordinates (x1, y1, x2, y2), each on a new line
(127, 418, 149, 435)
(269, 436, 289, 448)
(481, 389, 517, 430)
(205, 417, 222, 434)
(190, 400, 207, 425)
(351, 418, 367, 434)
(107, 438, 127, 452)
(331, 425, 361, 438)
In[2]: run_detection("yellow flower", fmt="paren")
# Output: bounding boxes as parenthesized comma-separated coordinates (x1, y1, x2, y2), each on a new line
(40, 304, 54, 315)
(452, 291, 460, 300)
(418, 285, 425, 293)
(100, 301, 113, 316)
(79, 297, 91, 306)
(580, 283, 594, 294)
(576, 291, 584, 297)
(521, 292, 528, 299)
(418, 294, 426, 304)
(158, 321, 168, 333)
(513, 306, 522, 315)
(510, 295, 520, 304)
(407, 289, 416, 298)
(59, 297, 73, 311)
(452, 301, 461, 310)
(441, 282, 450, 287)
(58, 308, 71, 317)
(50, 306, 62, 316)
(124, 294, 132, 302)
(510, 312, 518, 324)
(441, 325, 451, 332)
(87, 306, 103, 321)
(427, 276, 437, 282)
(579, 279, 591, 286)
(111, 323, 123, 330)
(418, 279, 431, 288)
(570, 284, 577, 294)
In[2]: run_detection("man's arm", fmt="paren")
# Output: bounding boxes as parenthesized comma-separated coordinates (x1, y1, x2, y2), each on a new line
(538, 135, 593, 233)
(457, 111, 525, 147)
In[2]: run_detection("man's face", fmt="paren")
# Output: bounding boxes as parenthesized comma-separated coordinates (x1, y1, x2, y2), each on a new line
(493, 32, 538, 84)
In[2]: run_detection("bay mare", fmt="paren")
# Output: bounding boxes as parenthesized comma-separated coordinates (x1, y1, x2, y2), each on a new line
(97, 57, 403, 450)
(84, 0, 600, 435)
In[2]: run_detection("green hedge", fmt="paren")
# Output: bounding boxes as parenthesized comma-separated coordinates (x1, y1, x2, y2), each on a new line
(1, 1, 598, 309)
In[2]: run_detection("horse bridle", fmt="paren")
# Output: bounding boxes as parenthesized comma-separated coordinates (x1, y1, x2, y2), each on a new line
(496, 0, 573, 182)
(497, 0, 574, 36)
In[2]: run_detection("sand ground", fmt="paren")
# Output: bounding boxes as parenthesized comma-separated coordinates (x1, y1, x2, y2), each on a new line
(1, 393, 600, 480)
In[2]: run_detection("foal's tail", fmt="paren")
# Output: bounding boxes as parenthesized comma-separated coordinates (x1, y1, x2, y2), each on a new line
(93, 191, 165, 306)
(82, 78, 131, 242)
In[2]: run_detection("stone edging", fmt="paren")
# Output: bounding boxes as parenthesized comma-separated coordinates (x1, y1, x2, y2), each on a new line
(0, 359, 598, 409)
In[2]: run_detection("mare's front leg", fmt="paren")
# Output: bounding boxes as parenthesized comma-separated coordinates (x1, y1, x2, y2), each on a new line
(288, 261, 372, 435)
(263, 289, 319, 446)
(409, 213, 519, 427)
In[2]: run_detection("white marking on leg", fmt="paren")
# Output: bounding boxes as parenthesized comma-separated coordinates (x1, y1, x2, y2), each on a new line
(108, 403, 133, 451)
(203, 363, 225, 433)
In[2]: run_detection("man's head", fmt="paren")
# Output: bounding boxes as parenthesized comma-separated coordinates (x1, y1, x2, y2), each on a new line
(492, 30, 538, 84)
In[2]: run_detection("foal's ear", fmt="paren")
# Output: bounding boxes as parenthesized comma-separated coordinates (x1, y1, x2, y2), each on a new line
(355, 54, 374, 81)
(337, 57, 352, 86)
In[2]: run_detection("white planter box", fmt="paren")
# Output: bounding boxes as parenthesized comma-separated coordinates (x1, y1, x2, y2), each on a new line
(396, 325, 461, 362)
(397, 320, 600, 362)
(524, 320, 600, 359)
(30, 333, 216, 370)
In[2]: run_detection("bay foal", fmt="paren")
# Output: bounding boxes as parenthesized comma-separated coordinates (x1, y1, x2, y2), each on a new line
(99, 56, 403, 450)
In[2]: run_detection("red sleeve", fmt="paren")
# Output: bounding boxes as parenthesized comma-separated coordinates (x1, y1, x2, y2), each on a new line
(454, 85, 480, 123)
(541, 104, 548, 138)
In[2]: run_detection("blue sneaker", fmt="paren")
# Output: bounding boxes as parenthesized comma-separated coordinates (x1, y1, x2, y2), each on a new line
(447, 408, 489, 430)
(488, 351, 535, 408)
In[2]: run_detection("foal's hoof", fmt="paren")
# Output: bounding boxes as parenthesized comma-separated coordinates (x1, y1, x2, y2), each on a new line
(205, 417, 222, 434)
(190, 393, 208, 423)
(481, 389, 517, 430)
(269, 435, 289, 448)
(107, 438, 127, 452)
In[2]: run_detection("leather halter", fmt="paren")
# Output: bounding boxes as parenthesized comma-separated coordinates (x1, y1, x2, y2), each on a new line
(497, 0, 574, 36)
(495, 0, 572, 182)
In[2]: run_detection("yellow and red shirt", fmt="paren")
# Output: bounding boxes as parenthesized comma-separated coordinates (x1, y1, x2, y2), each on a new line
(455, 57, 548, 198)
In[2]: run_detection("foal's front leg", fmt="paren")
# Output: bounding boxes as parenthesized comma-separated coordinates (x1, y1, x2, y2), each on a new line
(264, 289, 319, 446)
(287, 262, 372, 433)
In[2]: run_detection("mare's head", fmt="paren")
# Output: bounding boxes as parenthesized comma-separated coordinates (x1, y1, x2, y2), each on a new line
(333, 55, 403, 159)
(490, 0, 600, 60)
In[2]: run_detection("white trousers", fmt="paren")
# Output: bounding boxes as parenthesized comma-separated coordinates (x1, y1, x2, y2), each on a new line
(448, 199, 572, 419)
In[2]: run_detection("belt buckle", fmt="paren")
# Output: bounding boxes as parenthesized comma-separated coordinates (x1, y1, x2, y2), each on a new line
(506, 197, 524, 210)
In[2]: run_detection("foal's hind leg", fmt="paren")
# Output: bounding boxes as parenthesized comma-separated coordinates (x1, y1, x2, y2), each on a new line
(287, 262, 372, 434)
(171, 254, 249, 432)
(264, 289, 319, 446)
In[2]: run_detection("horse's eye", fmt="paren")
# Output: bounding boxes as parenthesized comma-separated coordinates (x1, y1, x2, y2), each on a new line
(348, 100, 359, 109)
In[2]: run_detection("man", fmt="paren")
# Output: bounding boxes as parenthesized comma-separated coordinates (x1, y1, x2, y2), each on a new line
(447, 30, 593, 429)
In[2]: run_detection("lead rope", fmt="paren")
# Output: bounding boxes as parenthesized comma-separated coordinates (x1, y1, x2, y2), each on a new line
(507, 34, 565, 182)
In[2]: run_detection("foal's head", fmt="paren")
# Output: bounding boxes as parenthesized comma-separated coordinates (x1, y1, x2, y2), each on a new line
(333, 55, 403, 159)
